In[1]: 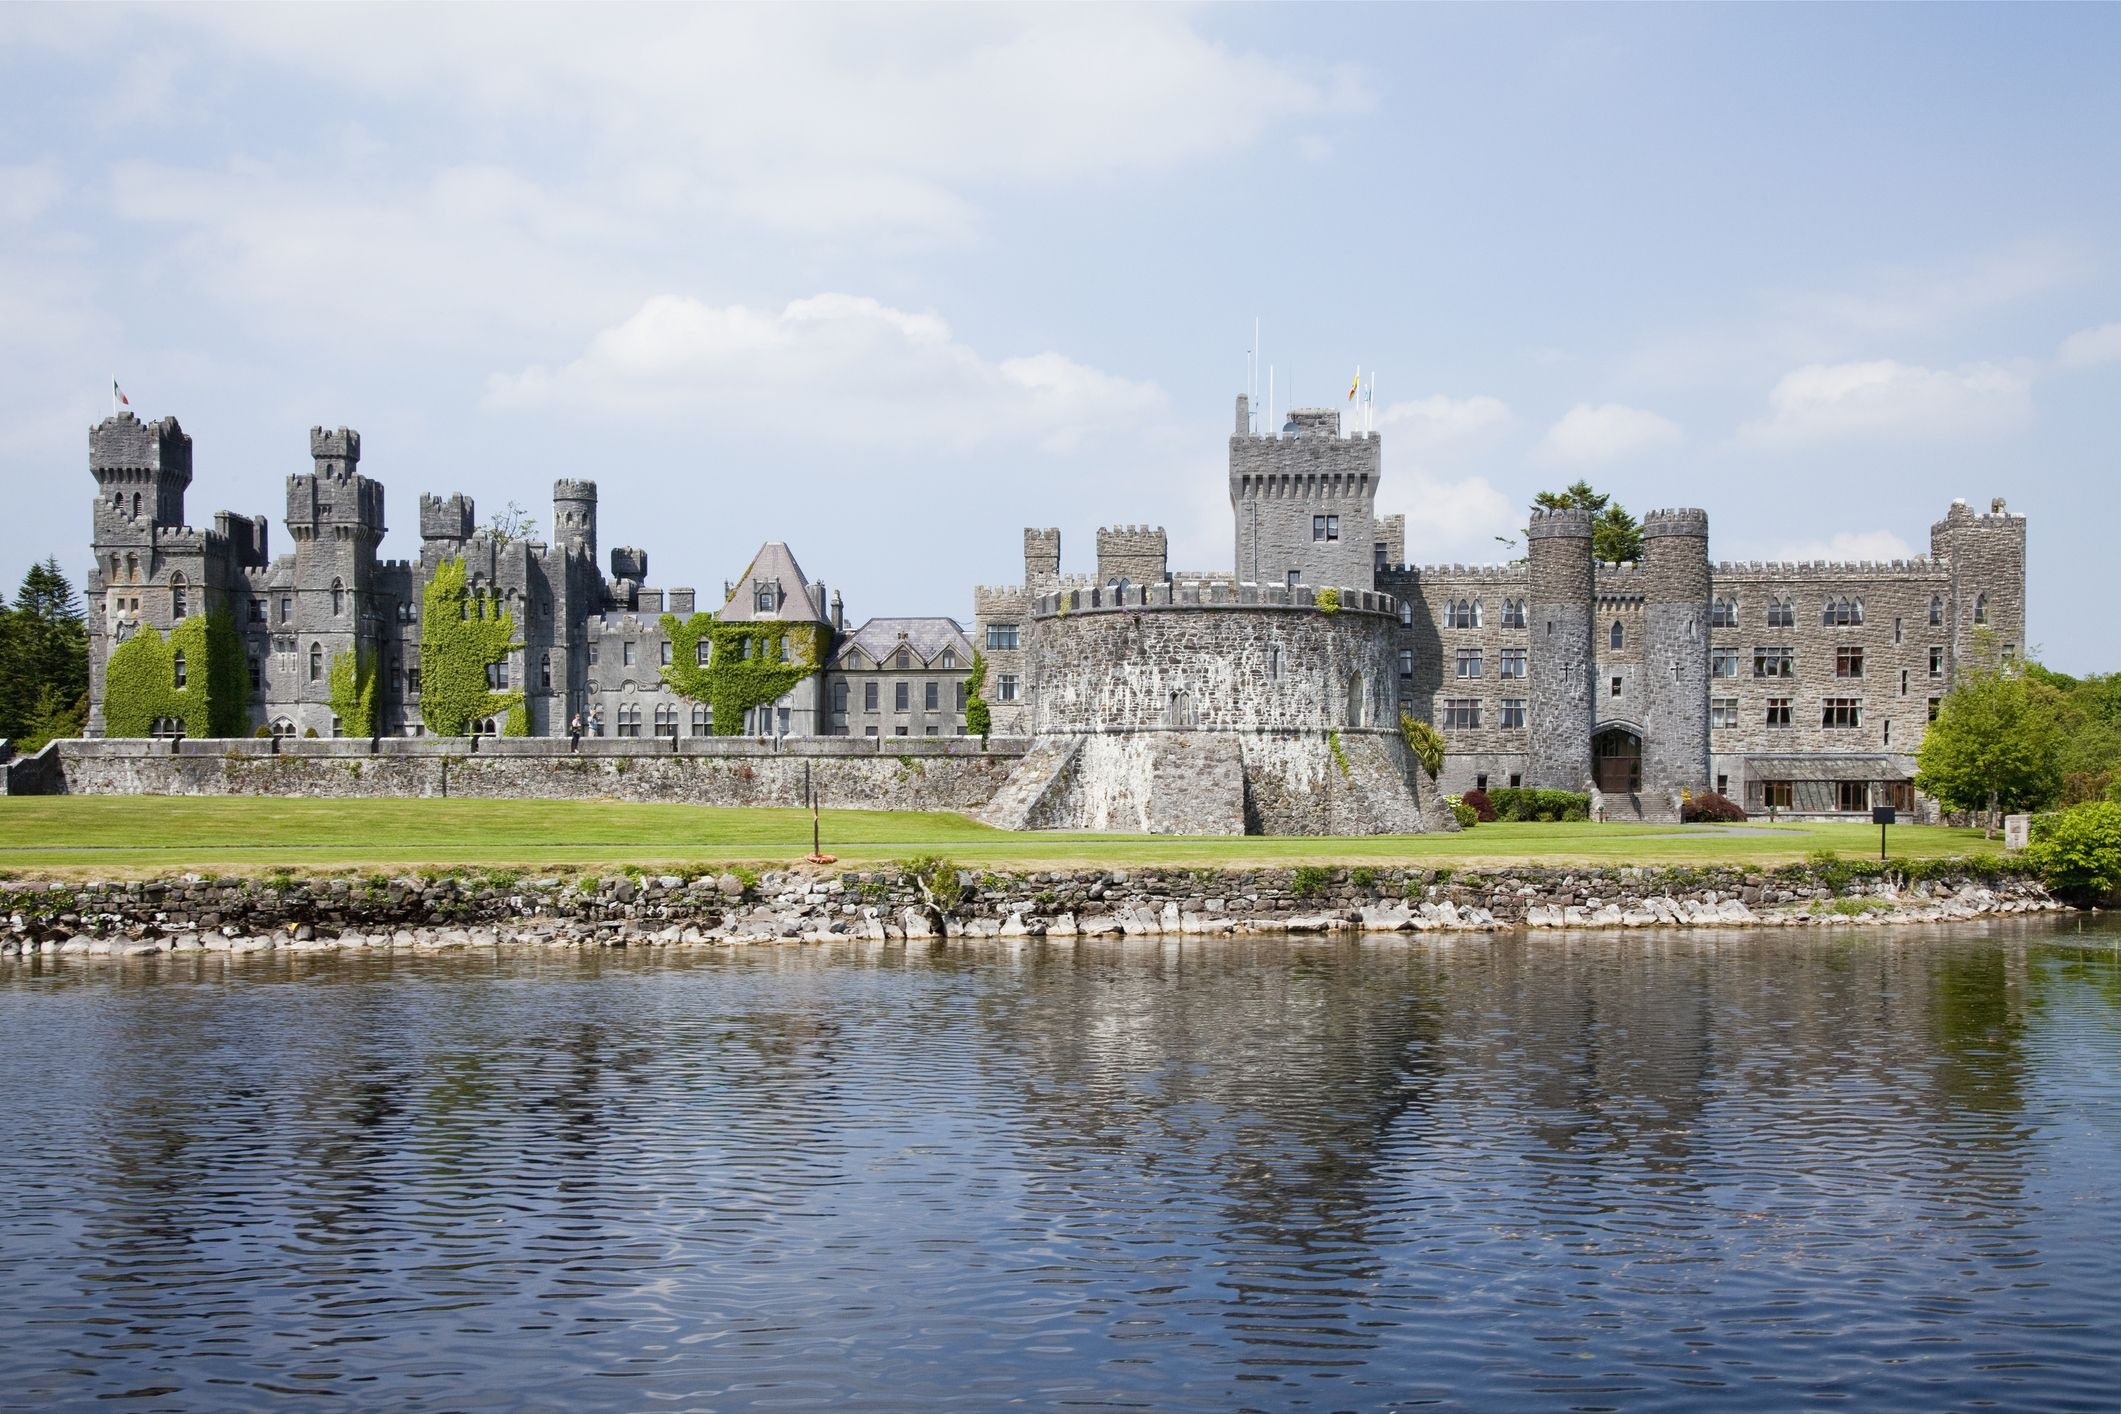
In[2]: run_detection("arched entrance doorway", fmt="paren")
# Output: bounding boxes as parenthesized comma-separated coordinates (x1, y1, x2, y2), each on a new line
(1593, 725, 1642, 794)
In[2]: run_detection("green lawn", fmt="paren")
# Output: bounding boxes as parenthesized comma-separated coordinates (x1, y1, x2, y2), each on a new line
(0, 796, 2007, 876)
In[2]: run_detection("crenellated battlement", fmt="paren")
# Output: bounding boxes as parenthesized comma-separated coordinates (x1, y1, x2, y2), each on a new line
(308, 426, 361, 473)
(419, 492, 474, 541)
(1641, 507, 1710, 538)
(1032, 581, 1395, 617)
(1526, 507, 1594, 539)
(1710, 558, 1942, 579)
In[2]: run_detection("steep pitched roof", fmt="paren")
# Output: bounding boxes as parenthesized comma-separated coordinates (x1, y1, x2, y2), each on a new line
(830, 616, 975, 669)
(718, 541, 828, 624)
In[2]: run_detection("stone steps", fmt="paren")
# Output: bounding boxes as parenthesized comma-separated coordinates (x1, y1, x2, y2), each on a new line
(972, 736, 1084, 831)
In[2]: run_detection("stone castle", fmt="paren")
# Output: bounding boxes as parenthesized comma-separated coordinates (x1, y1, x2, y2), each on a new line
(80, 392, 2026, 829)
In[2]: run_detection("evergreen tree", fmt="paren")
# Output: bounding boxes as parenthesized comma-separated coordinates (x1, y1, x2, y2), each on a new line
(1531, 481, 1643, 562)
(0, 559, 89, 749)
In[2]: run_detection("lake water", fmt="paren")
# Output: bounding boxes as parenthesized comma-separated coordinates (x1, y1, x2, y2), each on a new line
(3, 919, 2118, 1411)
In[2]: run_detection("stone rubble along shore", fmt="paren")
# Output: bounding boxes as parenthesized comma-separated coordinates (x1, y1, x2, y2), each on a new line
(0, 863, 2066, 957)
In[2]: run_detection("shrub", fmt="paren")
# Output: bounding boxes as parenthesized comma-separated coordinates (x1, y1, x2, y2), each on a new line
(895, 854, 963, 910)
(1486, 787, 1592, 822)
(1460, 788, 1498, 823)
(1681, 791, 1748, 824)
(1398, 712, 1444, 780)
(1443, 794, 1479, 829)
(254, 725, 273, 738)
(1291, 865, 1332, 900)
(2029, 801, 2121, 902)
(1348, 866, 1379, 891)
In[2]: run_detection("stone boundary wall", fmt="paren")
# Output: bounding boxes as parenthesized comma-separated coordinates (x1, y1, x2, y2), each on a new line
(6, 736, 1030, 811)
(0, 863, 2062, 956)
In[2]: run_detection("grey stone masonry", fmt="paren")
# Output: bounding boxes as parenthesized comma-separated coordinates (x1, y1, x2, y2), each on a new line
(1094, 525, 1168, 587)
(1229, 396, 1380, 592)
(1639, 509, 1713, 813)
(1526, 508, 1595, 791)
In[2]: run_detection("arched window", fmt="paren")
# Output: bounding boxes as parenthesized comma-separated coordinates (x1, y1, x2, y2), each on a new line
(1822, 596, 1863, 627)
(172, 650, 187, 688)
(1766, 596, 1793, 628)
(170, 573, 188, 621)
(1501, 598, 1527, 629)
(691, 704, 711, 736)
(473, 716, 499, 737)
(940, 649, 956, 670)
(1610, 620, 1625, 650)
(131, 492, 141, 518)
(309, 642, 323, 681)
(896, 648, 912, 670)
(1399, 600, 1413, 626)
(331, 578, 345, 616)
(1974, 593, 1988, 624)
(1447, 598, 1481, 629)
(539, 653, 552, 690)
(125, 554, 138, 582)
(109, 554, 120, 580)
(1929, 594, 1943, 626)
(271, 717, 296, 738)
(1711, 596, 1737, 628)
(654, 704, 677, 738)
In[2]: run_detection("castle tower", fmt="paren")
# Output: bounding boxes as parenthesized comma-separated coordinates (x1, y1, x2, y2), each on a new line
(1229, 399, 1380, 591)
(1023, 528, 1061, 590)
(553, 478, 598, 563)
(1525, 507, 1595, 790)
(90, 412, 192, 530)
(1639, 508, 1712, 808)
(1930, 497, 2027, 672)
(1095, 526, 1167, 586)
(286, 427, 387, 730)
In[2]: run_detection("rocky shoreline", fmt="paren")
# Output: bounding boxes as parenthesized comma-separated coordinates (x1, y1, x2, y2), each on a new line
(0, 862, 2067, 957)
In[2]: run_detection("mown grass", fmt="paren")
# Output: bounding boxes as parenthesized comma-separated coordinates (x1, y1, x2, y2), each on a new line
(0, 796, 2007, 877)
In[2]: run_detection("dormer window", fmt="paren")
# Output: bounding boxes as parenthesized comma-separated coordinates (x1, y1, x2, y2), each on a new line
(756, 587, 777, 613)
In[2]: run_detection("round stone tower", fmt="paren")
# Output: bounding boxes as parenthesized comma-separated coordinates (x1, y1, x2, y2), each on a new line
(1640, 508, 1712, 810)
(553, 479, 598, 563)
(1525, 507, 1594, 790)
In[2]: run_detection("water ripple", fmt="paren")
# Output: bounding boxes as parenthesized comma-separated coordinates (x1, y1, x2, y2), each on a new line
(0, 919, 2117, 1410)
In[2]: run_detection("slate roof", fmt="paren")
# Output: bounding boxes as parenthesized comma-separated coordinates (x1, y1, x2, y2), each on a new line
(1742, 754, 1913, 782)
(830, 616, 975, 670)
(718, 542, 828, 624)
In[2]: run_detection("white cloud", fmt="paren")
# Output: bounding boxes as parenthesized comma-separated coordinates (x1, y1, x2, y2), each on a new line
(1532, 402, 1682, 467)
(1386, 472, 1521, 565)
(1739, 359, 2032, 443)
(1755, 529, 1920, 565)
(485, 292, 1166, 453)
(117, 8, 1368, 242)
(2058, 322, 2121, 370)
(0, 163, 64, 224)
(1375, 395, 1512, 460)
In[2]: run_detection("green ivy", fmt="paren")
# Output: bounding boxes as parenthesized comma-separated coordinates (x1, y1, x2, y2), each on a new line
(328, 646, 377, 738)
(419, 557, 524, 736)
(659, 611, 828, 735)
(1316, 587, 1341, 615)
(1398, 711, 1445, 779)
(102, 612, 247, 737)
(963, 649, 992, 742)
(1327, 729, 1351, 778)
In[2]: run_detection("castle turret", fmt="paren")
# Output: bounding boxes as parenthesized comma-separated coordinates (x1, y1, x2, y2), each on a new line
(1096, 525, 1168, 586)
(1526, 507, 1595, 790)
(553, 478, 598, 563)
(419, 492, 475, 547)
(91, 412, 192, 528)
(1024, 527, 1061, 589)
(287, 427, 387, 731)
(1931, 497, 2027, 671)
(1229, 400, 1380, 591)
(1639, 508, 1712, 809)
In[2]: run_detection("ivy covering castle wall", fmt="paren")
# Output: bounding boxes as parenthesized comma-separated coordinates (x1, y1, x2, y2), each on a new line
(101, 613, 247, 738)
(420, 557, 525, 737)
(659, 612, 829, 736)
(328, 647, 378, 739)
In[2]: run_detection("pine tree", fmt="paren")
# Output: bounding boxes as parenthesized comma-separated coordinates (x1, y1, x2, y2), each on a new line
(1531, 482, 1643, 562)
(0, 560, 89, 748)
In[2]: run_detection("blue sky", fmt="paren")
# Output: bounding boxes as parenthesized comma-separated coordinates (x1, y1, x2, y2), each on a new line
(3, 4, 2116, 670)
